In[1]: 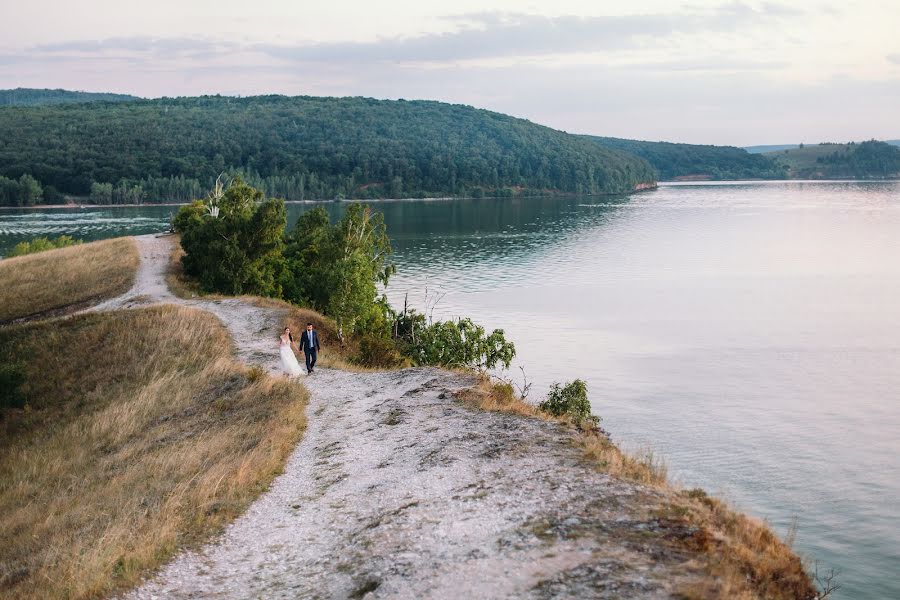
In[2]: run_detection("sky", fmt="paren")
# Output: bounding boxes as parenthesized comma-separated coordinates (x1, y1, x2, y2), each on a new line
(1, 0, 898, 145)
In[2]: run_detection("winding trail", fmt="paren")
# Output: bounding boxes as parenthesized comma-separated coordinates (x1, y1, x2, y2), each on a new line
(100, 235, 703, 599)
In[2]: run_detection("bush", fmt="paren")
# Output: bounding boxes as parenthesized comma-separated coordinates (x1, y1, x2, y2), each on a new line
(7, 235, 81, 257)
(0, 363, 26, 409)
(354, 334, 406, 369)
(538, 379, 598, 425)
(395, 310, 516, 370)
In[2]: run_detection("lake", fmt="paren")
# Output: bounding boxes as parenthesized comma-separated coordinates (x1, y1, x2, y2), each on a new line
(2, 181, 898, 599)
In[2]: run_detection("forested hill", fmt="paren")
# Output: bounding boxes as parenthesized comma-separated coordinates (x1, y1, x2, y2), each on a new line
(587, 136, 786, 181)
(766, 140, 900, 179)
(0, 88, 140, 107)
(0, 95, 655, 205)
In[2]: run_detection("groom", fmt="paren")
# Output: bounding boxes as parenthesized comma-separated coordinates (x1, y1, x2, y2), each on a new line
(299, 323, 320, 374)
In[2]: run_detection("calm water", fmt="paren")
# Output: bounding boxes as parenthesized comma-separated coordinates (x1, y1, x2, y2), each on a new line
(2, 181, 899, 598)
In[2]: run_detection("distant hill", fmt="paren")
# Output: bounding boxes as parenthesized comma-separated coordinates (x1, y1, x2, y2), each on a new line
(587, 136, 786, 181)
(746, 140, 900, 153)
(766, 141, 900, 179)
(0, 88, 140, 107)
(0, 94, 655, 205)
(744, 144, 798, 154)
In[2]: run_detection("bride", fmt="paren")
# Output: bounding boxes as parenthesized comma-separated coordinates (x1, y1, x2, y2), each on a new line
(279, 327, 304, 377)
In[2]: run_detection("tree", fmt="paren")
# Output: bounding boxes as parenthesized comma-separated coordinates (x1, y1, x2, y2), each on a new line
(283, 204, 395, 338)
(173, 177, 286, 296)
(90, 182, 113, 204)
(18, 174, 42, 206)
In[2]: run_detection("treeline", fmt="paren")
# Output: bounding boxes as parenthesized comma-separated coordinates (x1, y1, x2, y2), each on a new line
(0, 174, 45, 206)
(815, 140, 900, 178)
(0, 88, 139, 107)
(587, 136, 787, 180)
(0, 94, 656, 204)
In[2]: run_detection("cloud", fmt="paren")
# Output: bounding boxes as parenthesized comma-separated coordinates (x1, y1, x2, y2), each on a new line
(32, 36, 240, 60)
(2, 3, 798, 71)
(257, 4, 793, 65)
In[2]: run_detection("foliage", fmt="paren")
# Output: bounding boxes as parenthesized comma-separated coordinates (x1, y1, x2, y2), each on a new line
(538, 379, 598, 425)
(0, 173, 43, 206)
(6, 235, 81, 257)
(0, 87, 138, 106)
(0, 362, 26, 409)
(354, 334, 407, 369)
(768, 140, 900, 178)
(0, 94, 655, 204)
(815, 140, 900, 177)
(173, 177, 286, 296)
(395, 309, 516, 370)
(283, 204, 395, 337)
(588, 136, 787, 180)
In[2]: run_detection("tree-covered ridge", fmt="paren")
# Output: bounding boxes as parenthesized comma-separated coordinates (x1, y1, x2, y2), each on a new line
(767, 140, 900, 179)
(0, 88, 140, 107)
(0, 95, 655, 205)
(587, 136, 787, 181)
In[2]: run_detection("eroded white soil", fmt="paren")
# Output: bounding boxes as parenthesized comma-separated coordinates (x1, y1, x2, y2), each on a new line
(104, 235, 702, 599)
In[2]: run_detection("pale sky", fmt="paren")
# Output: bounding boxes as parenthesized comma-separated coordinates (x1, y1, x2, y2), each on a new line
(1, 0, 898, 145)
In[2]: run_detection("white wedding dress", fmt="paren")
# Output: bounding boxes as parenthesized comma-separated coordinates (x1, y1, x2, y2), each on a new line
(280, 338, 304, 377)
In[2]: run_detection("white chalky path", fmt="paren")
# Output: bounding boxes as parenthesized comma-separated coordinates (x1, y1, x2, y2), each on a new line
(97, 235, 703, 599)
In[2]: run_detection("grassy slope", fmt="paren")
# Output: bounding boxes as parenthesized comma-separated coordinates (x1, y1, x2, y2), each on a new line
(765, 143, 848, 176)
(0, 306, 307, 599)
(0, 238, 139, 322)
(461, 380, 817, 600)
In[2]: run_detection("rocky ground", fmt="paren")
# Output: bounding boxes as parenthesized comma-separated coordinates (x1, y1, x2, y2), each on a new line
(101, 235, 707, 599)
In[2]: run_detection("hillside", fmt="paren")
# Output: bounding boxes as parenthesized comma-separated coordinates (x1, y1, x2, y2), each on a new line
(0, 95, 655, 204)
(746, 139, 900, 153)
(0, 87, 140, 107)
(587, 136, 786, 180)
(766, 140, 900, 178)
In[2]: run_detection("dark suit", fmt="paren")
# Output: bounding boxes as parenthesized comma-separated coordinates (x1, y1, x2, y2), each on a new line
(299, 330, 320, 373)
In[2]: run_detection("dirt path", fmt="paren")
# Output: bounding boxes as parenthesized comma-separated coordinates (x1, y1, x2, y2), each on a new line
(101, 235, 703, 599)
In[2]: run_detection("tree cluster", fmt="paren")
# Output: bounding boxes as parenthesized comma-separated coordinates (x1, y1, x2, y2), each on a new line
(0, 174, 43, 206)
(815, 140, 900, 178)
(173, 179, 516, 369)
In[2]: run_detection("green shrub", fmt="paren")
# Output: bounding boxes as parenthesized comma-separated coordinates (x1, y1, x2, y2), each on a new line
(354, 333, 406, 368)
(395, 310, 516, 370)
(538, 379, 598, 425)
(0, 363, 26, 409)
(7, 235, 81, 257)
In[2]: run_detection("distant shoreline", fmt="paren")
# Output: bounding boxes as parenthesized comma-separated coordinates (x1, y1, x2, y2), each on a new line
(2, 178, 897, 211)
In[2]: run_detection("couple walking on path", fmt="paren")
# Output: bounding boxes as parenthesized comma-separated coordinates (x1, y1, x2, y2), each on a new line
(279, 323, 320, 377)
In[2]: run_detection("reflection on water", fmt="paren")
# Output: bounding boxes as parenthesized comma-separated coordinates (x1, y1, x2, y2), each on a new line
(2, 182, 899, 599)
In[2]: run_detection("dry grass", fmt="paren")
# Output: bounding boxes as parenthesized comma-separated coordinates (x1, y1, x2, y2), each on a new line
(0, 305, 307, 599)
(670, 488, 816, 600)
(458, 378, 816, 600)
(164, 235, 205, 300)
(0, 238, 139, 323)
